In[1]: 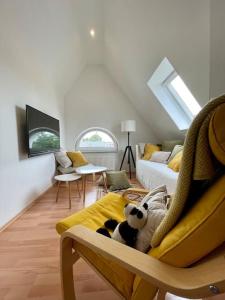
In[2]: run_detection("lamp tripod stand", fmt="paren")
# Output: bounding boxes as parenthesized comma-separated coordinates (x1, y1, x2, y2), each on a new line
(120, 132, 136, 179)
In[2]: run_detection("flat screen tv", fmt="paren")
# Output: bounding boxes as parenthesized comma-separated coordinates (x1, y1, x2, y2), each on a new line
(26, 105, 60, 157)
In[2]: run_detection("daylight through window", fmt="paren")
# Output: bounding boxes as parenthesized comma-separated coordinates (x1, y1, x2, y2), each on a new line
(75, 128, 118, 152)
(167, 75, 201, 117)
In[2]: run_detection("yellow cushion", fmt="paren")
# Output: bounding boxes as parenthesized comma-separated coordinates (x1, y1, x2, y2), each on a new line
(209, 103, 225, 165)
(149, 174, 225, 267)
(56, 193, 135, 298)
(67, 151, 88, 167)
(167, 150, 183, 172)
(143, 144, 160, 160)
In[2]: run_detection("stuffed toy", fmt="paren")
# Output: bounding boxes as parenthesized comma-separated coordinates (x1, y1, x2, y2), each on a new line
(97, 202, 148, 247)
(135, 185, 170, 252)
(97, 185, 170, 253)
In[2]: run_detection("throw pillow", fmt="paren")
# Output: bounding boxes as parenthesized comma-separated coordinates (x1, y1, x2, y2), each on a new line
(167, 150, 183, 172)
(143, 144, 160, 160)
(106, 170, 132, 191)
(67, 151, 89, 168)
(150, 151, 171, 164)
(168, 145, 184, 163)
(55, 151, 72, 168)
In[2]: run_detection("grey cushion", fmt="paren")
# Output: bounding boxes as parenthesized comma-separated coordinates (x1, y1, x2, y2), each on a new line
(55, 151, 72, 168)
(57, 166, 76, 174)
(106, 170, 132, 191)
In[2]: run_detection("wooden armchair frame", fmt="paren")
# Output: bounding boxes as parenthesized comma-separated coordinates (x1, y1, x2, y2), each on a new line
(61, 225, 225, 300)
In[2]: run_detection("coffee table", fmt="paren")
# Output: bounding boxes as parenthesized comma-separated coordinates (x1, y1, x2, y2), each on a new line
(75, 165, 108, 202)
(54, 173, 81, 209)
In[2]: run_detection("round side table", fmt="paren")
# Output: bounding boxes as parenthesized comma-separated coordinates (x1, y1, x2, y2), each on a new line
(54, 173, 81, 209)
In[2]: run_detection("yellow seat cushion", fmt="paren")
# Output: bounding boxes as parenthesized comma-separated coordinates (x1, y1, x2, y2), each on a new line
(209, 103, 225, 165)
(143, 144, 160, 160)
(56, 193, 135, 298)
(67, 151, 88, 167)
(167, 150, 183, 172)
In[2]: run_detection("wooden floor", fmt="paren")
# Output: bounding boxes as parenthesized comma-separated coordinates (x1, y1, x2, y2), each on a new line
(0, 176, 224, 300)
(0, 177, 123, 300)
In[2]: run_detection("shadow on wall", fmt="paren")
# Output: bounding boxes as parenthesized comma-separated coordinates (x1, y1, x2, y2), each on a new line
(15, 106, 27, 161)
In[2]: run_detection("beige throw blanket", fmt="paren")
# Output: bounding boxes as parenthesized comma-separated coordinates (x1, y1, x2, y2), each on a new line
(151, 95, 225, 248)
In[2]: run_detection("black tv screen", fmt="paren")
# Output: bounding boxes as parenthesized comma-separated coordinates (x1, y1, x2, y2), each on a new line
(26, 105, 60, 157)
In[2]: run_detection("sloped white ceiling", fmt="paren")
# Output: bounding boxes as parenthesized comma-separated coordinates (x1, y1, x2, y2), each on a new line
(0, 0, 212, 140)
(103, 0, 210, 140)
(0, 0, 104, 97)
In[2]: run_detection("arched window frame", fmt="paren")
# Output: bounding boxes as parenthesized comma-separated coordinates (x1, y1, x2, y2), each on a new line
(75, 127, 119, 153)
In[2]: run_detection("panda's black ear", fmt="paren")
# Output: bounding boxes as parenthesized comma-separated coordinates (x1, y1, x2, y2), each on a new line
(130, 207, 138, 215)
(143, 203, 148, 210)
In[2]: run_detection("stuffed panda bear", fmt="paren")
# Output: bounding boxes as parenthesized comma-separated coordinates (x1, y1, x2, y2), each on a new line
(97, 202, 148, 248)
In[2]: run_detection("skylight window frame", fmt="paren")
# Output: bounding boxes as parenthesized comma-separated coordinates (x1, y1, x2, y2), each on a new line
(147, 57, 201, 131)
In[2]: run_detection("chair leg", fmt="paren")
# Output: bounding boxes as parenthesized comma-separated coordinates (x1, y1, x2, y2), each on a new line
(68, 182, 71, 209)
(56, 181, 61, 202)
(157, 289, 166, 300)
(60, 237, 79, 300)
(76, 180, 81, 198)
(102, 172, 108, 193)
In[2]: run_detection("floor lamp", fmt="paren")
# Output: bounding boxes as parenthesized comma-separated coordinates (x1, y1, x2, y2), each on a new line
(120, 120, 136, 179)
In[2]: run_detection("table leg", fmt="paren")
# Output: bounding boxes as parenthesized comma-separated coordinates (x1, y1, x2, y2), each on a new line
(76, 180, 81, 198)
(56, 181, 61, 202)
(82, 175, 86, 203)
(68, 181, 71, 209)
(102, 172, 107, 193)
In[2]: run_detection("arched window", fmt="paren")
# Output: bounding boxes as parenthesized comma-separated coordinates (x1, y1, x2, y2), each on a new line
(75, 127, 118, 153)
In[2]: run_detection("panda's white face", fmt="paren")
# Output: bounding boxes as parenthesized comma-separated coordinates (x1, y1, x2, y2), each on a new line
(124, 203, 148, 229)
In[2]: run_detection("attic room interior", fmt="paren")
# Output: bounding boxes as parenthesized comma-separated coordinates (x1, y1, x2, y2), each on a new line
(1, 1, 225, 300)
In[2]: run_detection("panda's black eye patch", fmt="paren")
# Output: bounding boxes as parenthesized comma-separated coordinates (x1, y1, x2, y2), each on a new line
(130, 207, 138, 215)
(143, 203, 148, 210)
(137, 211, 143, 219)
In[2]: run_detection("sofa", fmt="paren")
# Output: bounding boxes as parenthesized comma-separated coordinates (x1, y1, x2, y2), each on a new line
(136, 144, 179, 194)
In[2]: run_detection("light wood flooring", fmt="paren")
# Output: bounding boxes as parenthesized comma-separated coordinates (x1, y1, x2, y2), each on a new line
(0, 176, 224, 300)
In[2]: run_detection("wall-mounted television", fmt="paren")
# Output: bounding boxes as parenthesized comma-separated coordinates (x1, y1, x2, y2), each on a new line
(26, 105, 60, 157)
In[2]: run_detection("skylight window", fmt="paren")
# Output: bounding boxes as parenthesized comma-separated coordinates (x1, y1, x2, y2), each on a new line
(167, 74, 201, 117)
(147, 57, 201, 131)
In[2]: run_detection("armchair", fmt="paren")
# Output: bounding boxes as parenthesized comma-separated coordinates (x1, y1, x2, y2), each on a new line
(57, 95, 225, 300)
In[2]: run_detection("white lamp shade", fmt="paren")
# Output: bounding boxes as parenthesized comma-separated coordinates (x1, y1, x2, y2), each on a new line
(121, 120, 136, 132)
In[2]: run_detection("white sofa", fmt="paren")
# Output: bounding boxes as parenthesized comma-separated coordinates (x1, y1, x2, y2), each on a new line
(136, 145, 179, 194)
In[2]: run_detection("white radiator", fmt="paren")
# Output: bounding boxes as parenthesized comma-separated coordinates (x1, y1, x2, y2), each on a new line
(84, 153, 117, 170)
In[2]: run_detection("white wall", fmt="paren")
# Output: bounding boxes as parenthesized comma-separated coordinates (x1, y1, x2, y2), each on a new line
(0, 2, 66, 229)
(0, 59, 65, 229)
(210, 0, 225, 98)
(64, 65, 157, 169)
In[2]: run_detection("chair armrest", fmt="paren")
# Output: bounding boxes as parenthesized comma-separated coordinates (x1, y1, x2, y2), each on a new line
(62, 225, 225, 299)
(122, 188, 149, 201)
